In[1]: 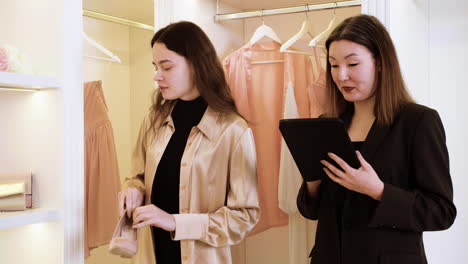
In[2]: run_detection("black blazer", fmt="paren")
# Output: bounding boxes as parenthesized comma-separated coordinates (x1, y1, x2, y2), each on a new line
(297, 103, 456, 264)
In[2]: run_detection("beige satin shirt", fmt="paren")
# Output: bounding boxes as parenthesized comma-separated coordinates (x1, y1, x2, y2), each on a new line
(123, 105, 260, 264)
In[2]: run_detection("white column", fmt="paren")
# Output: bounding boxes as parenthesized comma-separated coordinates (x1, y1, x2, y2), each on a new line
(361, 0, 390, 27)
(389, 0, 430, 104)
(154, 0, 174, 31)
(364, 0, 430, 104)
(62, 0, 84, 263)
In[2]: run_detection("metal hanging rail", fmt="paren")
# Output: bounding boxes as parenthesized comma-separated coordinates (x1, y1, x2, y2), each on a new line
(215, 0, 361, 22)
(83, 10, 154, 31)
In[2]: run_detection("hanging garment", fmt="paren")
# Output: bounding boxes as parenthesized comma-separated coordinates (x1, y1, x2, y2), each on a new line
(84, 80, 121, 257)
(279, 48, 327, 264)
(279, 82, 316, 264)
(279, 48, 327, 214)
(306, 51, 329, 118)
(223, 41, 320, 235)
(278, 81, 303, 214)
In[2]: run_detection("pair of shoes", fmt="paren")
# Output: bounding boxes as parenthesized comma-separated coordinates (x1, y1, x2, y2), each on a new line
(109, 213, 138, 258)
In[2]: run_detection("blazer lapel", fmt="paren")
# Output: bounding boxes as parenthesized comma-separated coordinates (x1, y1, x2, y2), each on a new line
(360, 122, 390, 161)
(339, 105, 391, 162)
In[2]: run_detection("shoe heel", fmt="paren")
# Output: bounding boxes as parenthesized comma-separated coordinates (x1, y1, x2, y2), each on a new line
(109, 214, 137, 258)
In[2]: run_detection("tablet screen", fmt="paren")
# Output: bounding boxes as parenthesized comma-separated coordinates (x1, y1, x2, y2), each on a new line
(279, 118, 360, 181)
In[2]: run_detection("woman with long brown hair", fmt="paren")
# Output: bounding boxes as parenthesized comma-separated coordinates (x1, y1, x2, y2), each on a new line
(297, 14, 456, 264)
(119, 21, 259, 264)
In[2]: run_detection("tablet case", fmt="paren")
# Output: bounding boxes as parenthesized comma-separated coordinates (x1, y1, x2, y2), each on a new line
(279, 118, 360, 181)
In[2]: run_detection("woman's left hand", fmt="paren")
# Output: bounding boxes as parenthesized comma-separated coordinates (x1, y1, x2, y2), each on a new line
(321, 151, 384, 200)
(132, 204, 176, 231)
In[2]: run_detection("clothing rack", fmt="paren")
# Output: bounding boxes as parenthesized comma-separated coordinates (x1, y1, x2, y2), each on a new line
(83, 10, 154, 31)
(82, 10, 154, 63)
(215, 0, 361, 22)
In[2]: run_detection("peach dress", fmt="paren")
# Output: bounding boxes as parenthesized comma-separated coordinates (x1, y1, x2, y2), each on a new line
(84, 80, 120, 257)
(224, 41, 326, 235)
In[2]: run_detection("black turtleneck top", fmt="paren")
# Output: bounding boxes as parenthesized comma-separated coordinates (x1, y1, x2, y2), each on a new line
(151, 96, 208, 264)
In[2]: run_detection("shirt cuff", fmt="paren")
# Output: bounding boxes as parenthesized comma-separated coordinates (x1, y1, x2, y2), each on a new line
(172, 213, 209, 241)
(122, 178, 145, 194)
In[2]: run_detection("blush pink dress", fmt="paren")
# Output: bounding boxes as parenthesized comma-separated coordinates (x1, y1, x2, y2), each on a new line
(84, 80, 120, 257)
(224, 41, 327, 235)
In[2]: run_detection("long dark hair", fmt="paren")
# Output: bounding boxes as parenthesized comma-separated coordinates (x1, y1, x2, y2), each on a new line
(325, 14, 414, 125)
(147, 21, 240, 138)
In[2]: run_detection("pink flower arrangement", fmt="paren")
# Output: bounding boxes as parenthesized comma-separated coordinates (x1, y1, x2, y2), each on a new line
(0, 47, 8, 72)
(0, 44, 34, 74)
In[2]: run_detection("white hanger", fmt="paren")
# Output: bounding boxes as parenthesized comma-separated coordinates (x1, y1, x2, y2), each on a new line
(280, 5, 315, 56)
(248, 10, 282, 46)
(308, 3, 337, 48)
(249, 25, 284, 64)
(280, 20, 313, 55)
(83, 31, 122, 64)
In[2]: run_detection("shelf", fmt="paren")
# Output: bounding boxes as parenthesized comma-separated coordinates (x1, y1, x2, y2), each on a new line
(0, 72, 61, 91)
(0, 208, 62, 230)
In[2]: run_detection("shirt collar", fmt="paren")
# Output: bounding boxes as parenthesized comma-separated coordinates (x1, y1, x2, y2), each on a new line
(196, 106, 220, 141)
(162, 105, 220, 141)
(162, 112, 174, 128)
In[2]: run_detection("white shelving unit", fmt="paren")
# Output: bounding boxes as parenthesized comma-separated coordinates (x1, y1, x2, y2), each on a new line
(0, 0, 84, 263)
(0, 208, 62, 230)
(0, 72, 61, 91)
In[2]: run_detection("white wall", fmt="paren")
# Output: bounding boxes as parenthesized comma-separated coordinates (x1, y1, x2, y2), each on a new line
(426, 1, 468, 262)
(384, 0, 468, 263)
(0, 222, 63, 263)
(0, 0, 61, 77)
(129, 27, 155, 148)
(387, 0, 430, 104)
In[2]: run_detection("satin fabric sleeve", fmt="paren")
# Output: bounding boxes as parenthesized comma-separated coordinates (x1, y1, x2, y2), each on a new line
(172, 128, 260, 245)
(122, 116, 148, 194)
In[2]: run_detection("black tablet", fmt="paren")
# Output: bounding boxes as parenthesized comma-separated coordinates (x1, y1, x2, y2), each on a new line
(279, 118, 360, 181)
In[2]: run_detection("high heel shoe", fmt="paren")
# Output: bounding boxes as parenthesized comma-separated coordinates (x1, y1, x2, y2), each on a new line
(109, 213, 138, 258)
